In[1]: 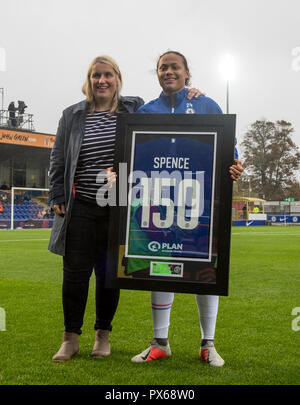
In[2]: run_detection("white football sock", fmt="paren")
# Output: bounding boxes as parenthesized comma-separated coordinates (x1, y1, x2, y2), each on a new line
(195, 295, 219, 341)
(151, 291, 174, 339)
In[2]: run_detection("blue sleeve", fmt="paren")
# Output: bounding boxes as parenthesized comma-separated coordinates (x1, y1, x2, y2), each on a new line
(199, 96, 222, 114)
(136, 105, 146, 114)
(234, 141, 239, 159)
(216, 104, 223, 114)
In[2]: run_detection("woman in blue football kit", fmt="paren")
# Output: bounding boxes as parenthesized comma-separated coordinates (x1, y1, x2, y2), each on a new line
(131, 51, 243, 366)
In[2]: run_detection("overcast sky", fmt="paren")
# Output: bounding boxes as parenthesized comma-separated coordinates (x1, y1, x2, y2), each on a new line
(1, 0, 299, 176)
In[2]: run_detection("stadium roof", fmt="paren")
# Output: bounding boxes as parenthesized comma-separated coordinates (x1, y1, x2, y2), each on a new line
(233, 196, 266, 203)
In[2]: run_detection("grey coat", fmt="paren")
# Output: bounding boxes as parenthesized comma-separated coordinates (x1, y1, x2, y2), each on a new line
(48, 96, 144, 256)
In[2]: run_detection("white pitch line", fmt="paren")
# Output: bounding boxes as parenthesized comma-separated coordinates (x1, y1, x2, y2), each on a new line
(0, 239, 49, 242)
(232, 232, 300, 236)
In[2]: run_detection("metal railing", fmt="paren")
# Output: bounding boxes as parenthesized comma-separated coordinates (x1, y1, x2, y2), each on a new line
(0, 109, 35, 131)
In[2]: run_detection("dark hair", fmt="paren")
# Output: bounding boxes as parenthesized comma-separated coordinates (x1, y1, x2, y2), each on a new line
(156, 50, 191, 86)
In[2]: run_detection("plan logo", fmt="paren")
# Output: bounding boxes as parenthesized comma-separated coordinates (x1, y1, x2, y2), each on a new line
(148, 241, 183, 253)
(162, 242, 183, 251)
(148, 241, 161, 252)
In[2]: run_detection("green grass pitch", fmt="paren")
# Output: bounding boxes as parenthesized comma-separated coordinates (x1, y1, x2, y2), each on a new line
(0, 227, 299, 385)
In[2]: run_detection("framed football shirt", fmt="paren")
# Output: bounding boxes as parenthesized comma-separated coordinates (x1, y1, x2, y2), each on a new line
(105, 114, 236, 296)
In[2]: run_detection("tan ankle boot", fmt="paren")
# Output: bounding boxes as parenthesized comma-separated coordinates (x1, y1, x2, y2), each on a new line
(52, 332, 80, 362)
(91, 329, 110, 358)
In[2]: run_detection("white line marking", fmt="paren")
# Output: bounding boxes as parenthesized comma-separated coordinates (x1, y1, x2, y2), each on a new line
(232, 232, 300, 236)
(0, 239, 49, 242)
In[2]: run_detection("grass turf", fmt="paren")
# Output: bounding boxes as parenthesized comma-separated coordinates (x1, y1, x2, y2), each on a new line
(0, 227, 299, 385)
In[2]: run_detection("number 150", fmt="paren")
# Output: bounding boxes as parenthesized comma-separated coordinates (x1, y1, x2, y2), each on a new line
(133, 175, 205, 230)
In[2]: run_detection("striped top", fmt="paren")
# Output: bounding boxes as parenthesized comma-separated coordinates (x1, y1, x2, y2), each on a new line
(74, 111, 117, 203)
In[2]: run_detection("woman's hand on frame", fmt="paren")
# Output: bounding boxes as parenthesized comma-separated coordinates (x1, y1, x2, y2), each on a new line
(229, 159, 244, 181)
(106, 167, 117, 188)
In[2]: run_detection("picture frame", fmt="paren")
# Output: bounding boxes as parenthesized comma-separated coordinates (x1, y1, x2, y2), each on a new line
(105, 113, 236, 296)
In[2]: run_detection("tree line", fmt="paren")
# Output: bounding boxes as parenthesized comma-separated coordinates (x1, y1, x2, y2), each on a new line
(236, 119, 300, 201)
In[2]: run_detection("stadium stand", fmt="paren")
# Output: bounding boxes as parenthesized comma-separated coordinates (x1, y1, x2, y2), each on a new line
(0, 189, 53, 229)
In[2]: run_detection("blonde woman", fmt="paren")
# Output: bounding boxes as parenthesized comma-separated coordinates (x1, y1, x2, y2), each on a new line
(49, 56, 144, 362)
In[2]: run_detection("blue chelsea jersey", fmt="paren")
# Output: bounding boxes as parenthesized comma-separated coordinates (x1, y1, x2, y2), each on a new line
(137, 88, 238, 159)
(137, 88, 222, 115)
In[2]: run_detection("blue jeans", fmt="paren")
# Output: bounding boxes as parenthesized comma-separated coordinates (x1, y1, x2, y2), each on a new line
(62, 198, 120, 335)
